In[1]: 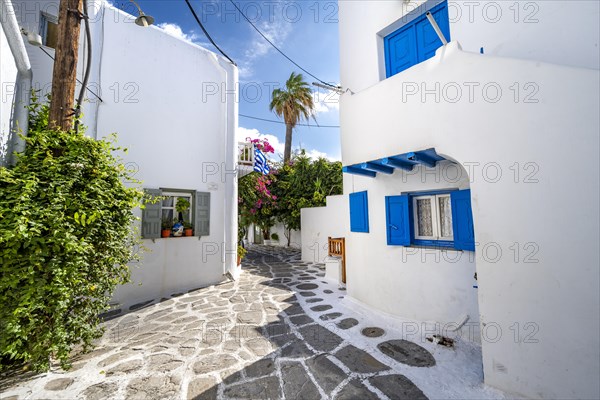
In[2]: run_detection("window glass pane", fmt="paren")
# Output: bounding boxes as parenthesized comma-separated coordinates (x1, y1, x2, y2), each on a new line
(438, 196, 453, 238)
(416, 198, 433, 237)
(182, 209, 191, 223)
(162, 209, 173, 222)
(45, 21, 58, 49)
(162, 196, 174, 207)
(172, 196, 192, 222)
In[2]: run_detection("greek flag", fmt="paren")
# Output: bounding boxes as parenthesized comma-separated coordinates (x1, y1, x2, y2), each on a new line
(254, 148, 270, 175)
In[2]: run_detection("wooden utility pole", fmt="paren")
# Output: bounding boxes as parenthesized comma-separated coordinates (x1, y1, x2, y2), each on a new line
(48, 0, 83, 131)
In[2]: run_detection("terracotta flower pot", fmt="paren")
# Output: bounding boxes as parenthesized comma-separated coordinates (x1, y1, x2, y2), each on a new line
(161, 229, 171, 238)
(184, 228, 193, 237)
(237, 256, 242, 265)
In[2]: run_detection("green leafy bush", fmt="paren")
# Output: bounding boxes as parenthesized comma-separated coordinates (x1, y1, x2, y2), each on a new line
(237, 244, 247, 261)
(270, 233, 279, 241)
(0, 96, 144, 371)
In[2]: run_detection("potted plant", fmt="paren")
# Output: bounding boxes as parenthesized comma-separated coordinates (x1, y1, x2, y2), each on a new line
(183, 222, 193, 237)
(172, 198, 191, 237)
(176, 198, 190, 222)
(237, 244, 247, 266)
(270, 232, 279, 244)
(161, 218, 172, 238)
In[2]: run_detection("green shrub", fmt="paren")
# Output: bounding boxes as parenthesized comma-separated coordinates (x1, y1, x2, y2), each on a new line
(270, 233, 279, 241)
(0, 96, 144, 371)
(237, 244, 247, 261)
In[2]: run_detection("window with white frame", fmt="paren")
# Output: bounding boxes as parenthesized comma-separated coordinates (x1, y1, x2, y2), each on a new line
(142, 188, 211, 239)
(412, 194, 453, 241)
(385, 189, 474, 250)
(161, 191, 193, 224)
(40, 13, 58, 49)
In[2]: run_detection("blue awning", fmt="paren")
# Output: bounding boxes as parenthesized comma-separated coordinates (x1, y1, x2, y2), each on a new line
(342, 148, 446, 178)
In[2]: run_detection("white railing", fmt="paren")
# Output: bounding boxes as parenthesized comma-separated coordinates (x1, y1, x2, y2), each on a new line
(238, 142, 254, 166)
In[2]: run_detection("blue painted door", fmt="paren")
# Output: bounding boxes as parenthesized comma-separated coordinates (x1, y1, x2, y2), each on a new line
(415, 3, 450, 62)
(384, 1, 450, 78)
(385, 25, 418, 78)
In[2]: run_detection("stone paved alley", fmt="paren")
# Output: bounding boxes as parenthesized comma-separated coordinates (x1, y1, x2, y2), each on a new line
(1, 247, 507, 399)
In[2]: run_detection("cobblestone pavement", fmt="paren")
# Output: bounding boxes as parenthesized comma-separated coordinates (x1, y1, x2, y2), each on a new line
(1, 246, 505, 400)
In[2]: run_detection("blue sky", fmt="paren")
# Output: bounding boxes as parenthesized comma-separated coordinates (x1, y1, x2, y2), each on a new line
(113, 0, 341, 161)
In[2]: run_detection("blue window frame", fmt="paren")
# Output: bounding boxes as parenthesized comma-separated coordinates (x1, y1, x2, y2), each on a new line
(385, 189, 475, 250)
(349, 191, 369, 233)
(384, 1, 451, 78)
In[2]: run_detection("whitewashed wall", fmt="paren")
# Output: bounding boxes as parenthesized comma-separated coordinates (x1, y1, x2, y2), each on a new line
(97, 5, 236, 308)
(270, 223, 301, 248)
(338, 1, 600, 397)
(343, 161, 480, 340)
(340, 0, 600, 94)
(301, 195, 348, 264)
(12, 0, 238, 310)
(0, 27, 18, 158)
(246, 222, 301, 249)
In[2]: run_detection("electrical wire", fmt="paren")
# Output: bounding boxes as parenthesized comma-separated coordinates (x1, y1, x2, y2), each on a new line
(75, 0, 93, 133)
(240, 113, 339, 128)
(184, 0, 236, 65)
(227, 0, 338, 90)
(38, 47, 103, 102)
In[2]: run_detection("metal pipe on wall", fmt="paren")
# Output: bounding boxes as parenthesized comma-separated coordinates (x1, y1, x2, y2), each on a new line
(1, 0, 33, 166)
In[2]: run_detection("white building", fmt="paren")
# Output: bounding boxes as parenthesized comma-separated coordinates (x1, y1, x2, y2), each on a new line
(302, 1, 599, 399)
(1, 0, 241, 310)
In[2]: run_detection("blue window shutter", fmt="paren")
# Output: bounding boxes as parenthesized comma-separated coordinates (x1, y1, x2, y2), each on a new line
(142, 188, 162, 239)
(195, 192, 211, 236)
(384, 1, 450, 77)
(349, 191, 369, 233)
(451, 189, 475, 251)
(385, 195, 411, 246)
(415, 2, 451, 62)
(385, 25, 418, 78)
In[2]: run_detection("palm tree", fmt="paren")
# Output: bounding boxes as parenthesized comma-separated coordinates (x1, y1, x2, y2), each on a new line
(270, 72, 315, 163)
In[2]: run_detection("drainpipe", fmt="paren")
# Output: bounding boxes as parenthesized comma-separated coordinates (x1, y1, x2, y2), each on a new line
(1, 0, 32, 166)
(425, 11, 448, 46)
(218, 57, 239, 279)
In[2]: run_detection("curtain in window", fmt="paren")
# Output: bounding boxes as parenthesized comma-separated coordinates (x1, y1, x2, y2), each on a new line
(438, 196, 453, 238)
(162, 197, 174, 222)
(416, 198, 433, 236)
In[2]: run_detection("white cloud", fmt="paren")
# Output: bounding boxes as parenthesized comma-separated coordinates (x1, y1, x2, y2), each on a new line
(237, 126, 339, 162)
(304, 149, 340, 162)
(311, 89, 340, 116)
(157, 22, 204, 45)
(239, 19, 292, 79)
(237, 66, 254, 80)
(244, 21, 291, 60)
